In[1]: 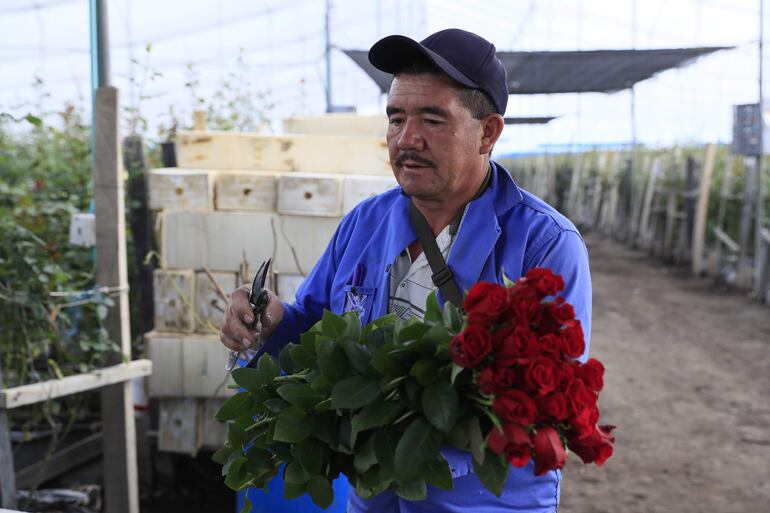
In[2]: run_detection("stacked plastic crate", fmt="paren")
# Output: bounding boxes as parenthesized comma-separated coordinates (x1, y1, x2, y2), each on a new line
(145, 114, 397, 454)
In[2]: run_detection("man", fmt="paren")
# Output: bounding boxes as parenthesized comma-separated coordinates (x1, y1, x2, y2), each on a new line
(220, 28, 591, 513)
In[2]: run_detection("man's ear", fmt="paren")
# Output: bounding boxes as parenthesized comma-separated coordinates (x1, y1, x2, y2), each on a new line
(479, 114, 505, 155)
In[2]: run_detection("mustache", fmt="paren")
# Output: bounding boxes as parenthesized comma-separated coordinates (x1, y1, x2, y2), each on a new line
(394, 151, 436, 168)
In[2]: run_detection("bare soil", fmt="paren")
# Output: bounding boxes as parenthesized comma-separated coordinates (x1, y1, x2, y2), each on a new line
(559, 233, 770, 513)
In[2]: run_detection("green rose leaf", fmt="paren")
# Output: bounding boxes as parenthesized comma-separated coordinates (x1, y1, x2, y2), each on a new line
(246, 447, 273, 473)
(222, 451, 245, 476)
(231, 367, 263, 391)
(393, 480, 427, 501)
(322, 309, 349, 340)
(227, 422, 247, 449)
(371, 342, 407, 376)
(353, 434, 378, 474)
(373, 428, 399, 477)
(365, 323, 395, 350)
(397, 321, 431, 344)
(410, 358, 439, 386)
(472, 449, 509, 497)
(293, 439, 326, 476)
(423, 291, 443, 324)
(331, 376, 381, 409)
(215, 392, 251, 421)
(273, 406, 312, 443)
(307, 475, 334, 509)
(263, 398, 289, 413)
(316, 337, 351, 383)
(422, 382, 459, 433)
(447, 416, 472, 450)
(224, 456, 249, 490)
(351, 400, 404, 435)
(443, 301, 464, 333)
(256, 354, 279, 386)
(339, 338, 371, 373)
(469, 416, 485, 465)
(277, 383, 324, 410)
(343, 311, 362, 340)
(424, 456, 453, 490)
(284, 459, 309, 484)
(356, 466, 393, 499)
(211, 446, 235, 465)
(279, 343, 296, 374)
(289, 344, 315, 369)
(394, 418, 442, 478)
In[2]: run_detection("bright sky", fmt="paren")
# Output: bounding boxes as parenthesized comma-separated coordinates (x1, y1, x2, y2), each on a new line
(0, 0, 765, 153)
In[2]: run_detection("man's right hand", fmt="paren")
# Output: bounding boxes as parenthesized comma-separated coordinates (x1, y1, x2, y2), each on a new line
(219, 284, 285, 352)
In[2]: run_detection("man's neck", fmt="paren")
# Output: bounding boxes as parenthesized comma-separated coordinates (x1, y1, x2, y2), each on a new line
(411, 162, 492, 236)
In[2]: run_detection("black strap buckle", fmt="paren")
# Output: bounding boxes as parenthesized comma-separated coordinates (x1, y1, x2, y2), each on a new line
(431, 267, 454, 288)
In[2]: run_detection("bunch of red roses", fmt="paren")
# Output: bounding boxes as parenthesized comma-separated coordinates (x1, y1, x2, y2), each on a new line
(449, 268, 615, 476)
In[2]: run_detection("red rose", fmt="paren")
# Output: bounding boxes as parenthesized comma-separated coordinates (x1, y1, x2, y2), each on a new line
(576, 358, 604, 392)
(507, 285, 542, 325)
(524, 268, 565, 297)
(524, 357, 559, 396)
(493, 390, 537, 425)
(556, 361, 577, 388)
(537, 392, 570, 421)
(550, 296, 575, 324)
(538, 334, 564, 359)
(561, 322, 585, 359)
(449, 324, 493, 368)
(568, 425, 615, 466)
(487, 423, 532, 467)
(464, 281, 509, 325)
(496, 326, 539, 366)
(567, 380, 597, 422)
(531, 426, 567, 475)
(479, 366, 518, 395)
(477, 367, 496, 395)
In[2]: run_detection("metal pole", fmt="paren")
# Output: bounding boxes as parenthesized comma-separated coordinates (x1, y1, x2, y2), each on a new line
(90, 0, 110, 90)
(757, 0, 766, 296)
(325, 0, 332, 113)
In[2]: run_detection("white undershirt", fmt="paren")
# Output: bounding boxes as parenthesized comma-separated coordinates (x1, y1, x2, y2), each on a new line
(388, 223, 457, 321)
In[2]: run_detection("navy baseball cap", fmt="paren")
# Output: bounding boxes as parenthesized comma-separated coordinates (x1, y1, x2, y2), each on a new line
(368, 28, 508, 115)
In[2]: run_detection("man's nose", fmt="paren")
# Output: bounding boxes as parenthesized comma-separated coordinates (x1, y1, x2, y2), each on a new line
(396, 118, 425, 152)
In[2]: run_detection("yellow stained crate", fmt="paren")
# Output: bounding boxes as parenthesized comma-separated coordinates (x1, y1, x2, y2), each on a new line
(176, 131, 391, 175)
(153, 270, 195, 333)
(277, 173, 342, 217)
(282, 114, 388, 138)
(214, 171, 278, 211)
(149, 168, 216, 211)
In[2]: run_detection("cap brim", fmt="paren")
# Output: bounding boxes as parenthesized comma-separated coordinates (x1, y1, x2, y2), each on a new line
(368, 35, 479, 90)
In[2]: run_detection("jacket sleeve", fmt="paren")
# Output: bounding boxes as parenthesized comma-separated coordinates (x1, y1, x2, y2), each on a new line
(259, 215, 354, 357)
(524, 228, 592, 361)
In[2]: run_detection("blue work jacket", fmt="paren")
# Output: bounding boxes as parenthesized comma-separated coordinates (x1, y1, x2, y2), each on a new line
(262, 160, 592, 512)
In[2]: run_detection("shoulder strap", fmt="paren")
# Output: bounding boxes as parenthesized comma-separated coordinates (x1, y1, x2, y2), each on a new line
(408, 201, 464, 309)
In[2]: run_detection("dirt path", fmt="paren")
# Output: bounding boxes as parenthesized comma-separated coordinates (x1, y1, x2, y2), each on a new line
(559, 233, 770, 513)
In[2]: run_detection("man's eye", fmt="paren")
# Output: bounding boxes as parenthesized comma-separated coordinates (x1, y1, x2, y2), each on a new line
(389, 117, 404, 125)
(425, 118, 443, 125)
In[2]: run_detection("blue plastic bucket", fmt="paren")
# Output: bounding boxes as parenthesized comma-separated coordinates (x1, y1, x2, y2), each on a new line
(236, 470, 350, 513)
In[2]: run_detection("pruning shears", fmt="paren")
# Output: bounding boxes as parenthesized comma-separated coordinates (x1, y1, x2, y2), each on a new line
(225, 258, 271, 372)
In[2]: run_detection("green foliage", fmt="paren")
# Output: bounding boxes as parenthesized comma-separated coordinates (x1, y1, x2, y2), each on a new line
(0, 106, 121, 390)
(214, 299, 500, 507)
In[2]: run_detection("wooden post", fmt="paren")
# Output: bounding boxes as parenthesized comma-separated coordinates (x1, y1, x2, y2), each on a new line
(93, 86, 139, 513)
(0, 365, 17, 510)
(712, 153, 735, 275)
(692, 144, 716, 275)
(638, 157, 660, 249)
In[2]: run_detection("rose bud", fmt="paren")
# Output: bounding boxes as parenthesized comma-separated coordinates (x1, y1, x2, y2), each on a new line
(531, 426, 567, 475)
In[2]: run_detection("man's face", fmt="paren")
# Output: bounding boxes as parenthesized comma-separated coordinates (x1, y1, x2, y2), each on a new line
(386, 73, 485, 203)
